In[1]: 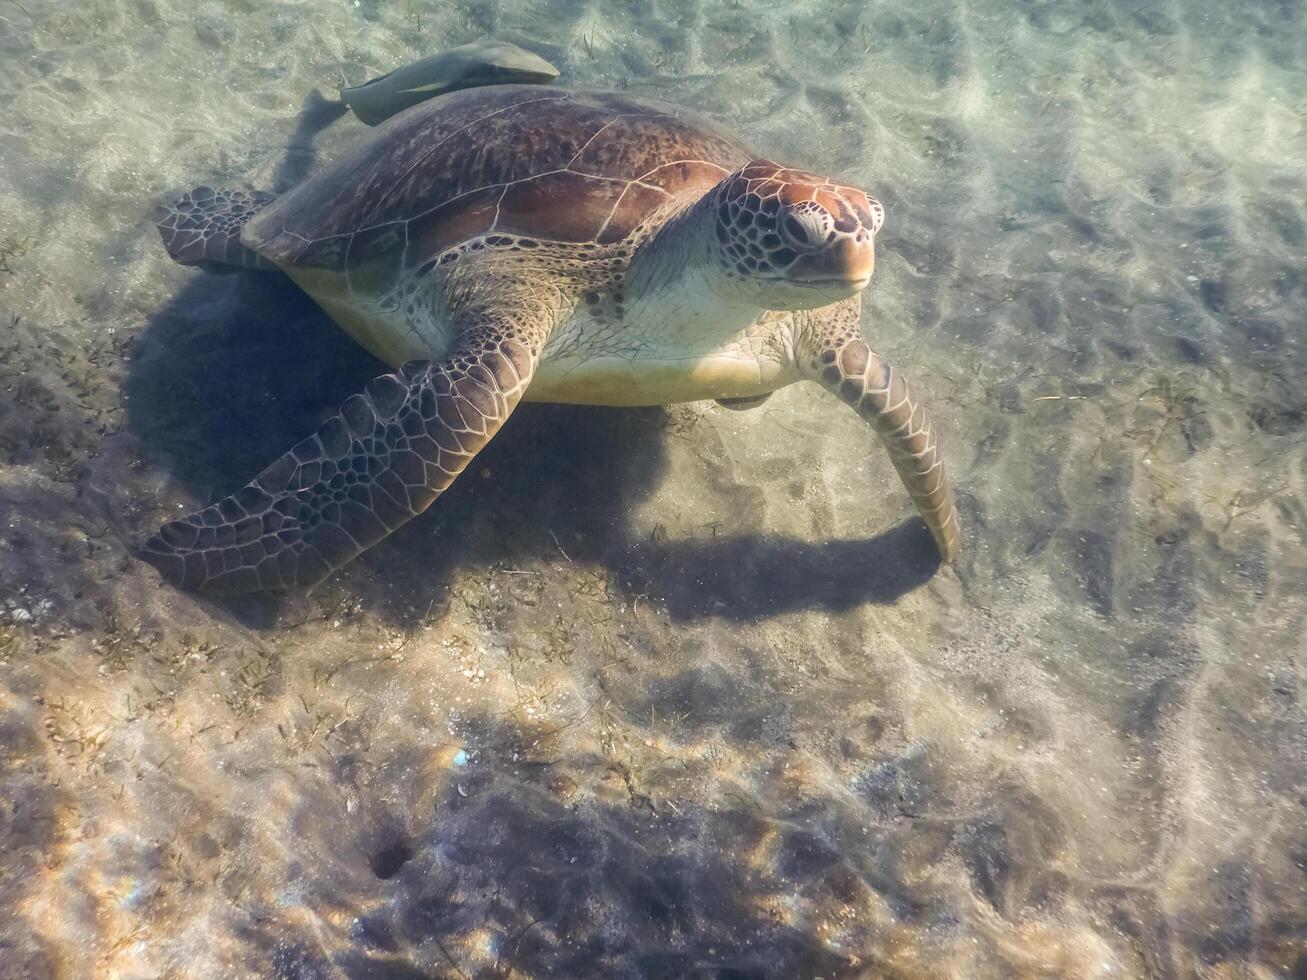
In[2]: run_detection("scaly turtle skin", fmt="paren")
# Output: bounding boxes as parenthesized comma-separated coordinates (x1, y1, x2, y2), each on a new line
(144, 85, 960, 595)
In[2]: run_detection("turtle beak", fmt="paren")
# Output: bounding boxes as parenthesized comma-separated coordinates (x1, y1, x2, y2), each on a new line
(789, 235, 875, 291)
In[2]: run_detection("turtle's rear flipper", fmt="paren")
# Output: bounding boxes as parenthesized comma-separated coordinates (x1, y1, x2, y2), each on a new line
(154, 186, 278, 273)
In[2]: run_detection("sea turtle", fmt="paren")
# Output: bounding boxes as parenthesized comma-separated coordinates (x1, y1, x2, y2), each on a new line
(143, 85, 961, 595)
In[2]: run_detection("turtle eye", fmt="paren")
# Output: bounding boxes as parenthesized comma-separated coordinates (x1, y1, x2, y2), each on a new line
(779, 206, 832, 250)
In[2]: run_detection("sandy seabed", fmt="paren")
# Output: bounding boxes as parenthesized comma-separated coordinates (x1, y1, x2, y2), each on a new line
(0, 0, 1305, 976)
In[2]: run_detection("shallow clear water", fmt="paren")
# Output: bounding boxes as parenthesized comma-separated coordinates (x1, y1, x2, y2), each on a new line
(1, 0, 1304, 976)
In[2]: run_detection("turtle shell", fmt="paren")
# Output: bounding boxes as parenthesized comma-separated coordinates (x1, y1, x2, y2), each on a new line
(243, 86, 753, 273)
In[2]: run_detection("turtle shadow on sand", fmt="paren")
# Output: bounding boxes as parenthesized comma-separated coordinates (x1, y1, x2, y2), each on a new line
(121, 88, 939, 628)
(122, 267, 938, 628)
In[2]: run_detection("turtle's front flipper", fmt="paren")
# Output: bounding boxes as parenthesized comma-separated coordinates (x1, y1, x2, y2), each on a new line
(798, 302, 961, 563)
(154, 186, 278, 273)
(141, 329, 541, 595)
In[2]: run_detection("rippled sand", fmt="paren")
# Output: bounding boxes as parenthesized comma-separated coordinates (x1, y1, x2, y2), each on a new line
(1, 0, 1304, 976)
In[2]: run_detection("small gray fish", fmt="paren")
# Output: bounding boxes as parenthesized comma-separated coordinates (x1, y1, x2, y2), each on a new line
(340, 40, 559, 126)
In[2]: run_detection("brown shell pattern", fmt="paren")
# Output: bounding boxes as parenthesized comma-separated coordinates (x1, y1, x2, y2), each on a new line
(243, 86, 754, 271)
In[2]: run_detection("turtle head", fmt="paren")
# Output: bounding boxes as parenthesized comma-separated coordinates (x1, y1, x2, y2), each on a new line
(708, 160, 883, 310)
